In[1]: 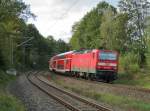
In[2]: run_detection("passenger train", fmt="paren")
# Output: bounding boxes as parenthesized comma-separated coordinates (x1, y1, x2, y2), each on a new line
(49, 49, 119, 82)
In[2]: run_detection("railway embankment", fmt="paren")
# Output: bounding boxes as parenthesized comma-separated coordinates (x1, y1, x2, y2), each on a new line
(0, 70, 25, 111)
(42, 71, 150, 111)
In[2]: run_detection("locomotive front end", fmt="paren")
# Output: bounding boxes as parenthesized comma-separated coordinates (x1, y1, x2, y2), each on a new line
(96, 50, 119, 82)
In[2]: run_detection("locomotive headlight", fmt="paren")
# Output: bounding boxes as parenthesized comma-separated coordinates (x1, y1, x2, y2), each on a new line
(113, 67, 117, 69)
(109, 63, 117, 67)
(98, 62, 117, 67)
(98, 62, 107, 66)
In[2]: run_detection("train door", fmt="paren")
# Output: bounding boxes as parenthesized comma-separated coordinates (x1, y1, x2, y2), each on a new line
(65, 59, 71, 71)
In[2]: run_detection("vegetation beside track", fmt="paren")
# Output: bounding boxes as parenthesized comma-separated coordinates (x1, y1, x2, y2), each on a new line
(114, 43, 150, 88)
(114, 70, 150, 89)
(48, 73, 150, 111)
(0, 70, 26, 111)
(69, 0, 150, 89)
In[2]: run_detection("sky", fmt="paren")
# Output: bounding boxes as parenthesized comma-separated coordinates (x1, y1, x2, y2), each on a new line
(23, 0, 119, 42)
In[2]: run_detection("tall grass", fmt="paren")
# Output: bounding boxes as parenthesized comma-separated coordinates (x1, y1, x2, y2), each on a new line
(0, 93, 26, 111)
(119, 52, 140, 73)
(114, 50, 150, 88)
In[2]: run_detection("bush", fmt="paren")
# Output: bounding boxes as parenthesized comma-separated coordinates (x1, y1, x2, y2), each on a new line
(0, 93, 25, 111)
(119, 52, 140, 73)
(0, 69, 16, 86)
(0, 70, 8, 84)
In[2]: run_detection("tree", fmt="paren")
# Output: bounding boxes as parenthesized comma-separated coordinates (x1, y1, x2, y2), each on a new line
(56, 39, 69, 53)
(0, 49, 5, 70)
(18, 24, 70, 69)
(70, 1, 117, 50)
(100, 11, 129, 52)
(100, 10, 116, 50)
(0, 0, 69, 70)
(0, 0, 33, 69)
(119, 0, 150, 65)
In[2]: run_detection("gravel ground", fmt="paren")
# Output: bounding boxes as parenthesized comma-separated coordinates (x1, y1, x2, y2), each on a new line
(8, 74, 69, 111)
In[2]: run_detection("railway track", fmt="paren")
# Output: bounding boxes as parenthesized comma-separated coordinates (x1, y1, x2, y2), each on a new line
(26, 71, 113, 111)
(51, 72, 150, 94)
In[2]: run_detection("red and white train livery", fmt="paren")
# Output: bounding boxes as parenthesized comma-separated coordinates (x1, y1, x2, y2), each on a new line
(49, 49, 119, 82)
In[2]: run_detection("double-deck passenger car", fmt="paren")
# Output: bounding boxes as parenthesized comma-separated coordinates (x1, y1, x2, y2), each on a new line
(49, 49, 119, 82)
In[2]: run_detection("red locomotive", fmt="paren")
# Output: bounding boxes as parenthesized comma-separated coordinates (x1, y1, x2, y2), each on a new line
(49, 49, 119, 82)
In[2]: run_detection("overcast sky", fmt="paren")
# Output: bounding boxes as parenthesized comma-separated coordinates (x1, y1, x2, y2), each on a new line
(23, 0, 119, 42)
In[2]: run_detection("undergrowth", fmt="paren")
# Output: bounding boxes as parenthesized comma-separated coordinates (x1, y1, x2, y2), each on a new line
(0, 69, 26, 111)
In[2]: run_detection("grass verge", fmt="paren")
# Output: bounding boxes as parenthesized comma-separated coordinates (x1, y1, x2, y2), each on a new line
(0, 93, 25, 111)
(0, 69, 26, 111)
(116, 49, 150, 89)
(50, 73, 150, 111)
(114, 69, 150, 89)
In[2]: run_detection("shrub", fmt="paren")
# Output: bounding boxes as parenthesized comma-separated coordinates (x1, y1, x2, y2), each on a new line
(119, 52, 140, 73)
(0, 93, 25, 111)
(0, 70, 9, 84)
(0, 69, 16, 86)
(0, 70, 25, 111)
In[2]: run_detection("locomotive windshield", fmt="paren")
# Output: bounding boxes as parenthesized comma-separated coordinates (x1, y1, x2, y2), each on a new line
(99, 52, 117, 60)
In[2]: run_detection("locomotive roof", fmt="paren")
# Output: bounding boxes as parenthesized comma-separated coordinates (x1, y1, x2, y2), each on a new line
(55, 49, 117, 57)
(56, 50, 75, 57)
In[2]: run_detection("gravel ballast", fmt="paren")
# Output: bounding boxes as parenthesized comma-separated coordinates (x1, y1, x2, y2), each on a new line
(8, 74, 69, 111)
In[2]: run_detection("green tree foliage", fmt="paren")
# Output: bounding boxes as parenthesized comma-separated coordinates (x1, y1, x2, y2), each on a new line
(70, 0, 150, 68)
(144, 17, 150, 53)
(119, 52, 140, 73)
(100, 11, 129, 52)
(0, 0, 33, 69)
(56, 39, 69, 53)
(70, 1, 117, 49)
(0, 0, 69, 70)
(17, 24, 69, 69)
(118, 0, 150, 65)
(70, 1, 130, 52)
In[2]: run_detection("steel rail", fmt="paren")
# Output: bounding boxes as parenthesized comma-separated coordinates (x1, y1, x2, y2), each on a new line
(26, 72, 83, 111)
(36, 74, 113, 111)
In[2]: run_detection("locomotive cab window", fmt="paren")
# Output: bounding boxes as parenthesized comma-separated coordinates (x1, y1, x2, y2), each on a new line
(99, 52, 117, 60)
